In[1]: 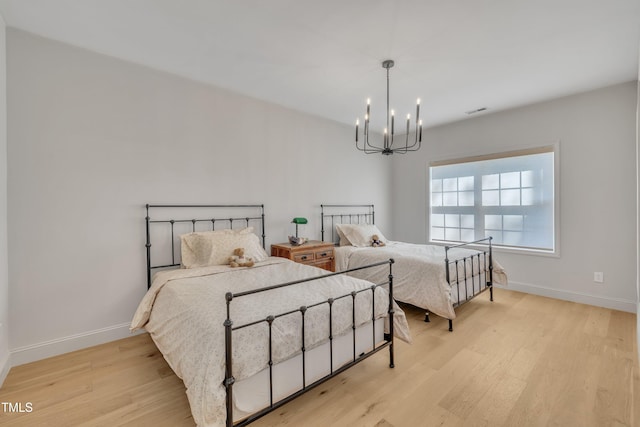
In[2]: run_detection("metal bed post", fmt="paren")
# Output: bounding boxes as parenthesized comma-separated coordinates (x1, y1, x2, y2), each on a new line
(260, 204, 266, 249)
(266, 315, 274, 406)
(388, 258, 395, 368)
(444, 245, 453, 332)
(224, 292, 235, 427)
(320, 204, 325, 242)
(351, 292, 357, 361)
(488, 236, 494, 301)
(145, 204, 152, 289)
(300, 306, 307, 389)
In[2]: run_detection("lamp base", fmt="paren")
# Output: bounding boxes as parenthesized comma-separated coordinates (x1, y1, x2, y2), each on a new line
(288, 236, 308, 246)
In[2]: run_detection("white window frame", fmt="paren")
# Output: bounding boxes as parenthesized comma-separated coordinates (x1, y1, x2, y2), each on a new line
(427, 144, 560, 257)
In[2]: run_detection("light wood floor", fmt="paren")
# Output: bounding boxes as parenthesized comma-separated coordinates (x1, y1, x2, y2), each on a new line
(1, 289, 638, 426)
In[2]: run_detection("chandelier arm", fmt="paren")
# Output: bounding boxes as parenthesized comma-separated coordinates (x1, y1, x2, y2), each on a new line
(403, 123, 423, 150)
(364, 131, 381, 151)
(363, 144, 382, 154)
(357, 139, 381, 154)
(363, 121, 378, 151)
(389, 128, 421, 152)
(405, 140, 422, 151)
(402, 140, 420, 151)
(358, 132, 382, 154)
(356, 143, 381, 154)
(404, 136, 418, 150)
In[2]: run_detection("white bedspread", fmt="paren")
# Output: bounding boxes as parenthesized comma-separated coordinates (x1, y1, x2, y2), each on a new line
(131, 257, 410, 427)
(335, 242, 507, 320)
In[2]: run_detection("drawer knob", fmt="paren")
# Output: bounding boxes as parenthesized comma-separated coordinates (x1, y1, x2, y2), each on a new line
(301, 256, 307, 260)
(320, 252, 327, 257)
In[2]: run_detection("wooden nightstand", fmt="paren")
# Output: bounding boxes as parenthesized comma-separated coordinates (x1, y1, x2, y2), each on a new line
(271, 240, 335, 272)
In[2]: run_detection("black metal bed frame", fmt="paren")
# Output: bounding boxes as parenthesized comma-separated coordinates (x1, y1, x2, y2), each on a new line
(320, 204, 495, 331)
(224, 260, 395, 426)
(320, 204, 375, 243)
(444, 237, 494, 331)
(144, 204, 396, 426)
(145, 204, 265, 289)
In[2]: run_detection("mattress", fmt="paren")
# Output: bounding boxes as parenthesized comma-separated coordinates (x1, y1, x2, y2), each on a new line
(233, 317, 384, 420)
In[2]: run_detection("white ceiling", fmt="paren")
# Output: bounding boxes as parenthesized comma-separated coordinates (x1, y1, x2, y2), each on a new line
(0, 0, 638, 130)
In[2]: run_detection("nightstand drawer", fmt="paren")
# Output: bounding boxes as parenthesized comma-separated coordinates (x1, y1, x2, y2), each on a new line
(315, 249, 333, 261)
(294, 252, 314, 263)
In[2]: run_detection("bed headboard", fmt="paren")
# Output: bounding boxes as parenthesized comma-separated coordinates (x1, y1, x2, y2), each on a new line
(145, 204, 265, 288)
(320, 204, 374, 243)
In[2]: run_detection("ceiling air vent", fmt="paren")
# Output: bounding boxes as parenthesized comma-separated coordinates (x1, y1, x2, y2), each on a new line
(465, 107, 488, 115)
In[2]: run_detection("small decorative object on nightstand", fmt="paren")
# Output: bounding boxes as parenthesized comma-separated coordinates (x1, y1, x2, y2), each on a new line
(271, 240, 335, 272)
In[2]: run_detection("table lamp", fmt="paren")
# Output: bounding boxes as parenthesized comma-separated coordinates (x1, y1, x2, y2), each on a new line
(289, 217, 308, 245)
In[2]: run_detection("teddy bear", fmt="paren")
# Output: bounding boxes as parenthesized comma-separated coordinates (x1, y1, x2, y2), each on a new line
(371, 234, 386, 247)
(228, 247, 255, 268)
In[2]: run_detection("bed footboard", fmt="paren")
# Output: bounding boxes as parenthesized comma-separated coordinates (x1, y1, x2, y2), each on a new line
(224, 259, 396, 427)
(444, 237, 493, 331)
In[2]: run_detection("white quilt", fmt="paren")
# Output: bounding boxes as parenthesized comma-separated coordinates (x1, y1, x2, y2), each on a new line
(335, 242, 508, 320)
(131, 257, 410, 427)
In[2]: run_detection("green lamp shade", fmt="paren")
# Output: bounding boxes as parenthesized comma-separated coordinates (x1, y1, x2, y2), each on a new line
(291, 217, 307, 239)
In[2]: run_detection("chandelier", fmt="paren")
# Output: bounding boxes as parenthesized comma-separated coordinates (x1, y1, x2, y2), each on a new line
(355, 59, 422, 155)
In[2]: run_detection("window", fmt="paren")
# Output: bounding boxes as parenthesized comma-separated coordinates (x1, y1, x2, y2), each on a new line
(429, 146, 556, 252)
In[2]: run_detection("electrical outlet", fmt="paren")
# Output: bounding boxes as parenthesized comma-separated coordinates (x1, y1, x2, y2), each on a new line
(594, 272, 604, 283)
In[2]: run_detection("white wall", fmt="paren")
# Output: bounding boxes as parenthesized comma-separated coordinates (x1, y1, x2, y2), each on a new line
(6, 29, 392, 365)
(0, 15, 8, 384)
(636, 49, 639, 358)
(391, 82, 638, 312)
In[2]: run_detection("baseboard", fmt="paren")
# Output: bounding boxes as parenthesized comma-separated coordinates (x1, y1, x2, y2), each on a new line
(0, 350, 9, 387)
(10, 322, 145, 367)
(496, 281, 637, 313)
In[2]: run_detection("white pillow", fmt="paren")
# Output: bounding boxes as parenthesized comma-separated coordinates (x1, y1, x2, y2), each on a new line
(337, 224, 388, 247)
(335, 224, 351, 246)
(180, 227, 268, 268)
